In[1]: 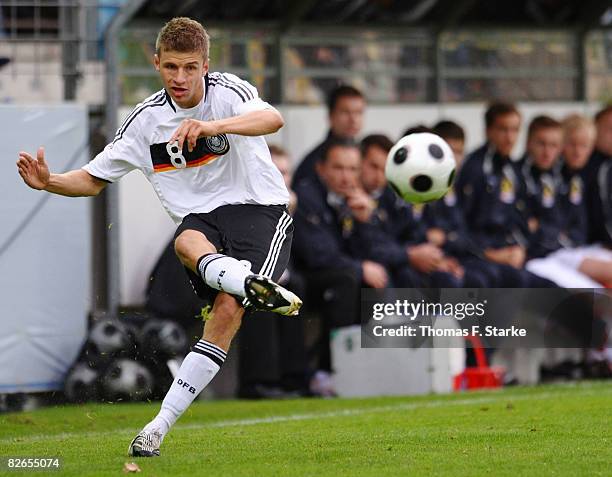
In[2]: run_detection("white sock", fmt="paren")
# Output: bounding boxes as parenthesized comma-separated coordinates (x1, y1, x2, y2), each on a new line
(197, 253, 252, 297)
(143, 340, 226, 437)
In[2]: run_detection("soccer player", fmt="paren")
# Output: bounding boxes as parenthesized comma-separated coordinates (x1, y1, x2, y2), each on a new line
(293, 139, 381, 389)
(520, 115, 612, 287)
(561, 114, 612, 276)
(424, 120, 528, 288)
(455, 102, 555, 287)
(433, 120, 465, 164)
(292, 85, 366, 187)
(357, 134, 465, 288)
(456, 102, 527, 269)
(584, 105, 612, 245)
(16, 17, 302, 457)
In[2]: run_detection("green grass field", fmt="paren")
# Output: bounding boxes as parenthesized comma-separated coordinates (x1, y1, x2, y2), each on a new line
(1, 382, 610, 476)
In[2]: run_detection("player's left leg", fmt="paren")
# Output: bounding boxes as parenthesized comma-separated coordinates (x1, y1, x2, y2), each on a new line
(129, 292, 243, 457)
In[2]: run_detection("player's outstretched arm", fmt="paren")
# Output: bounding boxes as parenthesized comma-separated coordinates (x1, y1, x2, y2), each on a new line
(171, 108, 284, 151)
(17, 147, 107, 197)
(214, 108, 285, 137)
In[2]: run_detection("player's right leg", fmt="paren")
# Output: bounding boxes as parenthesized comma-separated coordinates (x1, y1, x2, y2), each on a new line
(174, 228, 301, 316)
(129, 292, 243, 457)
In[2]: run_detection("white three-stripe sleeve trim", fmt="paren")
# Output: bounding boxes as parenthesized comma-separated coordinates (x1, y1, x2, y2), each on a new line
(114, 91, 165, 139)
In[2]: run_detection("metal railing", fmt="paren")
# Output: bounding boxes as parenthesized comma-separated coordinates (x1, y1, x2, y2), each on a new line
(0, 0, 123, 101)
(117, 24, 612, 105)
(1, 4, 610, 104)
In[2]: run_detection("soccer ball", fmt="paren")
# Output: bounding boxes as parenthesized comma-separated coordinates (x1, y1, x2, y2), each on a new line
(64, 362, 101, 403)
(88, 319, 134, 356)
(385, 132, 456, 204)
(137, 319, 188, 361)
(101, 359, 154, 402)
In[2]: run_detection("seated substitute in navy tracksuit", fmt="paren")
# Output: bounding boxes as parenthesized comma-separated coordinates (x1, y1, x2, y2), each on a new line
(519, 155, 612, 288)
(582, 149, 612, 247)
(422, 185, 530, 288)
(292, 175, 376, 371)
(364, 186, 464, 288)
(521, 157, 588, 258)
(594, 158, 612, 244)
(521, 156, 611, 347)
(292, 175, 376, 282)
(583, 147, 612, 246)
(558, 163, 590, 246)
(455, 143, 556, 287)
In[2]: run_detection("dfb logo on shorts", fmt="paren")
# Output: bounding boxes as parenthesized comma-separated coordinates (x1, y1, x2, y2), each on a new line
(177, 378, 197, 394)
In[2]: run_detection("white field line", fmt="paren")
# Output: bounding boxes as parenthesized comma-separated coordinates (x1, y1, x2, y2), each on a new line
(2, 385, 610, 445)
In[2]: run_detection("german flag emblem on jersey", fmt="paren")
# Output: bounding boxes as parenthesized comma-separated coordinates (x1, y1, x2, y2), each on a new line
(150, 134, 230, 173)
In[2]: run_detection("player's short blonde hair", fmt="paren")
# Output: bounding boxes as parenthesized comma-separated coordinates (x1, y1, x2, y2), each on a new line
(156, 17, 210, 59)
(562, 114, 596, 142)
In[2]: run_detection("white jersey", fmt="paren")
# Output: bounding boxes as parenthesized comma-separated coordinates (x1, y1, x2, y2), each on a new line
(84, 72, 289, 224)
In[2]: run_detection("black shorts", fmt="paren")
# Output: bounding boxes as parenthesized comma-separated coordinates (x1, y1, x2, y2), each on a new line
(174, 204, 293, 304)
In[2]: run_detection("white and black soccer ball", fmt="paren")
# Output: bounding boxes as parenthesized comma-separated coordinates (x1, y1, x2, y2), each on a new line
(138, 319, 188, 360)
(385, 132, 456, 204)
(64, 362, 101, 403)
(101, 359, 153, 402)
(87, 319, 134, 357)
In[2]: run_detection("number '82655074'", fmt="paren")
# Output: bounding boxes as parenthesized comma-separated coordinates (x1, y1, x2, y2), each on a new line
(3, 457, 62, 470)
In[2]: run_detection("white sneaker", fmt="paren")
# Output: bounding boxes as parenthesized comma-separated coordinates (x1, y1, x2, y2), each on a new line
(244, 275, 302, 316)
(128, 429, 162, 457)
